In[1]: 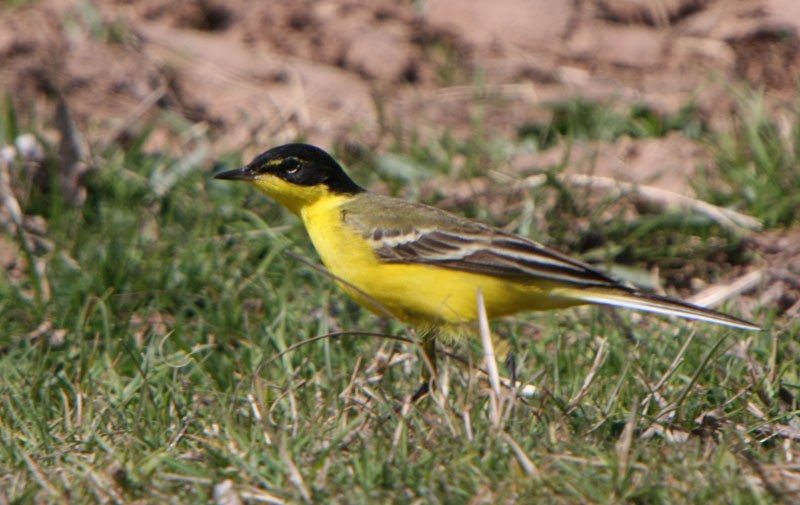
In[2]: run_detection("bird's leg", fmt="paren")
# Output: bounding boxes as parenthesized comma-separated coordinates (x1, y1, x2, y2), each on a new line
(411, 329, 437, 401)
(490, 329, 516, 391)
(505, 352, 517, 390)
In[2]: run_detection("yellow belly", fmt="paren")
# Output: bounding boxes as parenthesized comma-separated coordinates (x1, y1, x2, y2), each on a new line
(300, 197, 581, 327)
(336, 262, 582, 325)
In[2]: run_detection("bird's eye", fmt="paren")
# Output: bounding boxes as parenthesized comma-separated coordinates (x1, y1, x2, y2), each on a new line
(284, 157, 301, 174)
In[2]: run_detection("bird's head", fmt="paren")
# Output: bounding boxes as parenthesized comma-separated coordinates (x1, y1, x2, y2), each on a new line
(214, 144, 364, 215)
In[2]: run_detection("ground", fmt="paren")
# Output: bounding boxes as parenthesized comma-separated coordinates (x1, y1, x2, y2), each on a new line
(3, 0, 800, 164)
(1, 1, 799, 503)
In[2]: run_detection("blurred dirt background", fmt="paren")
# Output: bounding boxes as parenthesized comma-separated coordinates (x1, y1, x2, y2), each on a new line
(3, 0, 800, 179)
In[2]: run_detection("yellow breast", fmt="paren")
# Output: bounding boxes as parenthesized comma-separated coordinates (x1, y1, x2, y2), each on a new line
(299, 196, 580, 327)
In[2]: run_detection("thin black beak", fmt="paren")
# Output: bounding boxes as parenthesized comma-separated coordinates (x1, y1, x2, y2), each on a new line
(214, 166, 256, 181)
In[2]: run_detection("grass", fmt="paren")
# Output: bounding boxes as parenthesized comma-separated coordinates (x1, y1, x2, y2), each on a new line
(697, 89, 800, 228)
(0, 91, 797, 504)
(517, 100, 705, 149)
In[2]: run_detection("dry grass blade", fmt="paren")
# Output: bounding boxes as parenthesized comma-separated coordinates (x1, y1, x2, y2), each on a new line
(260, 330, 412, 369)
(238, 486, 287, 505)
(502, 433, 540, 478)
(280, 445, 312, 504)
(461, 404, 474, 442)
(0, 154, 49, 304)
(19, 449, 60, 499)
(524, 173, 763, 232)
(687, 270, 766, 309)
(247, 393, 273, 446)
(390, 396, 412, 461)
(615, 397, 639, 493)
(640, 330, 696, 414)
(749, 422, 800, 443)
(477, 289, 502, 429)
(213, 479, 243, 505)
(566, 337, 608, 414)
(656, 334, 730, 420)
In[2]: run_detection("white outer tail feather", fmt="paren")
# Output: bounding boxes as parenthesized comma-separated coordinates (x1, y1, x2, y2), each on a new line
(556, 288, 761, 331)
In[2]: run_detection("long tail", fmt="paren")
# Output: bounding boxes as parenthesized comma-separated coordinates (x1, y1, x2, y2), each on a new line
(555, 287, 761, 331)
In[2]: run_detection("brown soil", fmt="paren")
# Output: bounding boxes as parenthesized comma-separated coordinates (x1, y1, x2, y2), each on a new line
(2, 0, 799, 160)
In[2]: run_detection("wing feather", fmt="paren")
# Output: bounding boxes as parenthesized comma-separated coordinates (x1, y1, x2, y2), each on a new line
(337, 194, 759, 331)
(341, 194, 625, 289)
(389, 228, 625, 287)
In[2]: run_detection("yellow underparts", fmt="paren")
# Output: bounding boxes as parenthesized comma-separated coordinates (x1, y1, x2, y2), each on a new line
(299, 192, 584, 335)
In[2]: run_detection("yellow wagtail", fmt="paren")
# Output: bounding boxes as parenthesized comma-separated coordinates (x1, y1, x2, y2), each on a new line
(215, 144, 760, 387)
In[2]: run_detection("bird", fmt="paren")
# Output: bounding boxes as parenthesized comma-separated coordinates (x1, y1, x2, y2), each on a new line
(214, 143, 760, 392)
